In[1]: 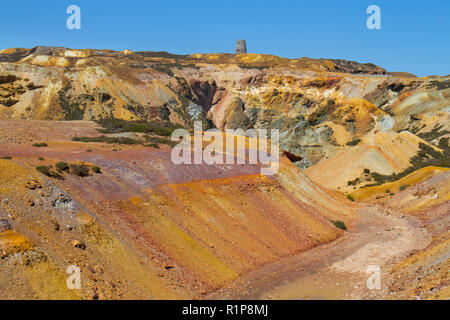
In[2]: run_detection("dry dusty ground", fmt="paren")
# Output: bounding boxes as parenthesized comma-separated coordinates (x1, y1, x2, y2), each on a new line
(209, 204, 433, 300)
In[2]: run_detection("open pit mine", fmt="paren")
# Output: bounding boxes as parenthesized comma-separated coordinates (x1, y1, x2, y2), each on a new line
(0, 46, 448, 300)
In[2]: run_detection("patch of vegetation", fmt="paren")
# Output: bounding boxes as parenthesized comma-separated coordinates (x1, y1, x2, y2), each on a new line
(331, 220, 347, 231)
(0, 156, 12, 159)
(438, 137, 448, 148)
(346, 194, 355, 202)
(35, 166, 62, 179)
(417, 125, 449, 142)
(399, 185, 409, 191)
(58, 85, 85, 121)
(32, 142, 48, 147)
(369, 142, 449, 185)
(346, 139, 361, 146)
(36, 166, 51, 176)
(72, 133, 177, 148)
(347, 177, 361, 186)
(95, 118, 183, 136)
(72, 135, 140, 145)
(363, 168, 371, 174)
(238, 64, 269, 70)
(143, 134, 177, 147)
(70, 164, 90, 177)
(55, 161, 70, 171)
(38, 157, 45, 161)
(91, 166, 101, 174)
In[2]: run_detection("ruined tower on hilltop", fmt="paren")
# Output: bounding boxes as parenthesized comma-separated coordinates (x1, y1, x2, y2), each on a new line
(235, 40, 247, 54)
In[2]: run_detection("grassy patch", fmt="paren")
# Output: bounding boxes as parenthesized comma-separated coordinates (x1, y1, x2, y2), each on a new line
(95, 118, 183, 136)
(32, 142, 48, 147)
(369, 142, 449, 185)
(0, 156, 12, 160)
(346, 139, 361, 146)
(35, 166, 62, 179)
(346, 194, 355, 201)
(417, 125, 449, 142)
(70, 164, 90, 177)
(143, 134, 178, 147)
(72, 134, 176, 148)
(55, 162, 70, 171)
(72, 135, 140, 145)
(331, 220, 347, 231)
(347, 177, 360, 186)
(91, 166, 101, 174)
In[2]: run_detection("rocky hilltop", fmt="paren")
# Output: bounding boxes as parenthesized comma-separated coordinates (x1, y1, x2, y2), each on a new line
(0, 46, 448, 169)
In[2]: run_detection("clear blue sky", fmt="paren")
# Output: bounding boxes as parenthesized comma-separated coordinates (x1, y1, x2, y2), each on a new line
(1, 0, 449, 76)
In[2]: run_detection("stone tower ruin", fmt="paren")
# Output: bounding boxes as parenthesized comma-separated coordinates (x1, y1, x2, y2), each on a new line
(235, 40, 247, 54)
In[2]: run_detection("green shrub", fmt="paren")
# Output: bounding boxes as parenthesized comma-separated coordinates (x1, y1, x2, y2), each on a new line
(331, 220, 347, 231)
(70, 164, 90, 177)
(438, 137, 448, 148)
(91, 166, 101, 174)
(399, 185, 409, 191)
(346, 139, 361, 146)
(143, 134, 177, 147)
(56, 162, 70, 171)
(148, 143, 160, 149)
(363, 168, 371, 174)
(129, 124, 149, 133)
(346, 194, 355, 202)
(0, 156, 12, 160)
(36, 166, 62, 179)
(71, 136, 140, 145)
(32, 142, 48, 147)
(38, 157, 45, 161)
(36, 166, 51, 176)
(95, 118, 183, 136)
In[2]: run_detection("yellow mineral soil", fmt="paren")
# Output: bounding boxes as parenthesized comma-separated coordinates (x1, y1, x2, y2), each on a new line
(0, 230, 33, 258)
